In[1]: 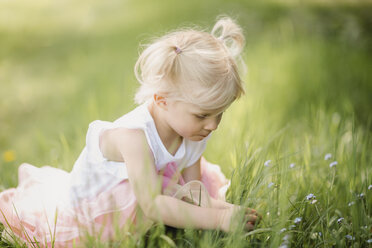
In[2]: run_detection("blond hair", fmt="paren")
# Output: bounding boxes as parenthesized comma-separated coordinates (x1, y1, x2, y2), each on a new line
(134, 16, 245, 111)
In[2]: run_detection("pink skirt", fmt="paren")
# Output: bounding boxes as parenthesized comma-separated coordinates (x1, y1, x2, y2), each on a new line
(0, 157, 229, 247)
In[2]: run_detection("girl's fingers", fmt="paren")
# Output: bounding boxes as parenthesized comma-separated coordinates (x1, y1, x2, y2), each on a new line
(245, 222, 255, 231)
(245, 208, 262, 220)
(245, 208, 260, 218)
(245, 208, 257, 215)
(242, 208, 262, 232)
(245, 214, 257, 223)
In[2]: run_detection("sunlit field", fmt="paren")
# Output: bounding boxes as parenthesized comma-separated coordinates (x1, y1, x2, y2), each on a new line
(1, 0, 371, 247)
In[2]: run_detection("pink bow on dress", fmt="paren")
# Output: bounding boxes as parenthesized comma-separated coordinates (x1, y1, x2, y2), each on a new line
(161, 162, 185, 191)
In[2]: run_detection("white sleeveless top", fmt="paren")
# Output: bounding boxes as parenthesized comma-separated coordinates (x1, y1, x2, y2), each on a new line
(69, 102, 211, 203)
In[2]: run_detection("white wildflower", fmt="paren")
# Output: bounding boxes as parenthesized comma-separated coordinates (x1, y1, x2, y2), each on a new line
(337, 217, 344, 224)
(348, 201, 355, 207)
(279, 244, 289, 248)
(358, 193, 365, 199)
(294, 217, 302, 224)
(345, 235, 355, 241)
(289, 163, 295, 168)
(368, 185, 372, 190)
(367, 239, 372, 244)
(329, 161, 338, 168)
(282, 234, 291, 241)
(310, 232, 321, 239)
(268, 182, 275, 188)
(324, 153, 332, 160)
(264, 160, 271, 167)
(289, 225, 296, 229)
(280, 228, 287, 233)
(311, 199, 317, 204)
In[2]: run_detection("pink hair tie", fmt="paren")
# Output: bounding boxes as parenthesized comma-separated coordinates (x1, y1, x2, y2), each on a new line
(174, 46, 182, 54)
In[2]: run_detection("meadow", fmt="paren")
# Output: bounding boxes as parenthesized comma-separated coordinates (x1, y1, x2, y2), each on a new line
(0, 0, 371, 247)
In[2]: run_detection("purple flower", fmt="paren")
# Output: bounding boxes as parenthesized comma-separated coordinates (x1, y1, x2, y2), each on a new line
(329, 161, 338, 168)
(264, 160, 271, 167)
(324, 153, 332, 160)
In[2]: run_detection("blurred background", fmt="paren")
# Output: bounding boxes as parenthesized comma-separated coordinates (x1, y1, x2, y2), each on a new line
(0, 0, 371, 188)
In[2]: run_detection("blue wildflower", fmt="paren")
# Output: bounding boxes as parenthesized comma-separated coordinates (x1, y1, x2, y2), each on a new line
(294, 217, 302, 224)
(324, 153, 332, 160)
(337, 217, 344, 224)
(264, 160, 271, 167)
(345, 235, 355, 241)
(306, 193, 316, 201)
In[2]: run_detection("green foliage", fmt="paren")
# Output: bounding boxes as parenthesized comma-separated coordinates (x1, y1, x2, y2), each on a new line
(0, 0, 371, 247)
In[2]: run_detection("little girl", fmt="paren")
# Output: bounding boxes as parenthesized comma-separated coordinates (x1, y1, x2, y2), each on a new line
(0, 16, 259, 247)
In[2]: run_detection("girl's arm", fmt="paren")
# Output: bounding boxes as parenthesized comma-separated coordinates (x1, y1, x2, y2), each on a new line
(99, 128, 251, 232)
(181, 157, 201, 182)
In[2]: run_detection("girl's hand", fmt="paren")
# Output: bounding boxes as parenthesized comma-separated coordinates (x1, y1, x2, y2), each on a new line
(220, 205, 260, 232)
(243, 207, 261, 231)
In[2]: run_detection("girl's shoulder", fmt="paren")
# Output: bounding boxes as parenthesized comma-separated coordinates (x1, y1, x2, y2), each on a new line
(100, 127, 151, 161)
(112, 103, 152, 129)
(84, 103, 152, 162)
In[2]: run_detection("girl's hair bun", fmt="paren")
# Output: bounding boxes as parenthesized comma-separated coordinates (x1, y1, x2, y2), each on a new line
(134, 15, 246, 109)
(211, 16, 245, 58)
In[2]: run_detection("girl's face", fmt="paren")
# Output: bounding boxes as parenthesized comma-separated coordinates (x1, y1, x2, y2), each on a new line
(164, 100, 224, 141)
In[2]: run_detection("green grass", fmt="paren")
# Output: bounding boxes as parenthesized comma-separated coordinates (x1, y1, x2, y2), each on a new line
(0, 0, 371, 247)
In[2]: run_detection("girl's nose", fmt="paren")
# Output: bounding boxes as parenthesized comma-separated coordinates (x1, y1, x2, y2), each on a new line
(204, 117, 220, 131)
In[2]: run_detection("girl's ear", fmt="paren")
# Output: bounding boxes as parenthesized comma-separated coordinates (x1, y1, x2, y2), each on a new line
(153, 94, 168, 109)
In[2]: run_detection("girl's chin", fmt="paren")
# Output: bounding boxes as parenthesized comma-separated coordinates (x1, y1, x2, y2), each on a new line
(188, 135, 206, 141)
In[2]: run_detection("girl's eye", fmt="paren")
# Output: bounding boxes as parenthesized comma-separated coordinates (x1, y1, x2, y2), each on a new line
(195, 114, 207, 119)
